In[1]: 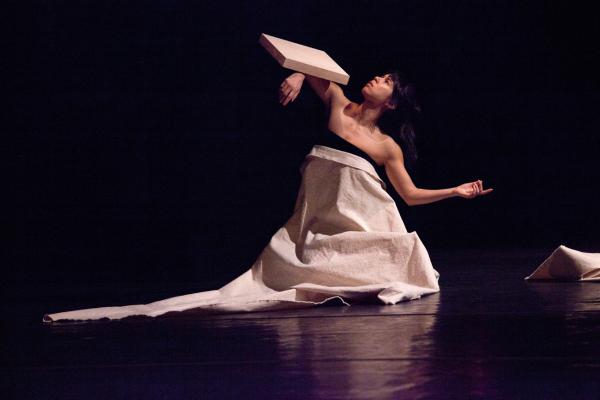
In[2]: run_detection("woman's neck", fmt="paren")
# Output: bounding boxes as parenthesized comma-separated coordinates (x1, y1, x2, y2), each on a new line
(354, 102, 384, 131)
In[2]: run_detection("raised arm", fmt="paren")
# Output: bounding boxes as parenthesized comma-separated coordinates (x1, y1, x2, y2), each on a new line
(383, 142, 492, 206)
(303, 74, 347, 108)
(279, 72, 349, 109)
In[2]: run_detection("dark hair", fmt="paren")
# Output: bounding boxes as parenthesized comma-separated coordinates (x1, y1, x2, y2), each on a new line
(376, 70, 422, 165)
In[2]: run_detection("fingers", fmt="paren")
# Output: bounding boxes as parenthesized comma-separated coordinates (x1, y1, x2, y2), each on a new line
(472, 180, 493, 198)
(284, 90, 297, 106)
(464, 179, 493, 199)
(279, 88, 290, 105)
(471, 182, 479, 198)
(459, 180, 493, 200)
(278, 85, 296, 106)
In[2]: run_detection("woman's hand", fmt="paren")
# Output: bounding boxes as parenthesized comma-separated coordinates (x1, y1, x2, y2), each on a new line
(279, 72, 305, 106)
(454, 180, 493, 199)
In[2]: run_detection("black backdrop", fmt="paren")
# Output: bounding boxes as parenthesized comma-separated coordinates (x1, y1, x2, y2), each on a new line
(13, 1, 600, 287)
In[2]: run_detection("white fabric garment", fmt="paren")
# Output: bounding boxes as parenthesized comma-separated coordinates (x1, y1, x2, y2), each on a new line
(525, 245, 600, 281)
(43, 145, 440, 322)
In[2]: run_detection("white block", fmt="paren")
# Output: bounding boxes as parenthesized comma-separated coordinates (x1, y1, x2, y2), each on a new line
(259, 33, 350, 85)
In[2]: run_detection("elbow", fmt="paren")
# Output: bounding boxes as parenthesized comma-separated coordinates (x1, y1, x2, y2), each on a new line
(400, 194, 415, 206)
(400, 188, 418, 206)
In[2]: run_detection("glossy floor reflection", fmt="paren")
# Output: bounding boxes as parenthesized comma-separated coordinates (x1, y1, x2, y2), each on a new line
(5, 249, 600, 399)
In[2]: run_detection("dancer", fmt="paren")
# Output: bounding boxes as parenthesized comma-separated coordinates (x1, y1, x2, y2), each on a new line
(281, 70, 492, 202)
(44, 70, 492, 322)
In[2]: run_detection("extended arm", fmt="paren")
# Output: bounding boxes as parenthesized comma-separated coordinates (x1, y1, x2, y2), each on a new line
(383, 143, 492, 206)
(385, 157, 456, 206)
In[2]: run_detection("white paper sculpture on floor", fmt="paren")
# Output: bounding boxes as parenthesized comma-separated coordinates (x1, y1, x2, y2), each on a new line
(525, 245, 600, 281)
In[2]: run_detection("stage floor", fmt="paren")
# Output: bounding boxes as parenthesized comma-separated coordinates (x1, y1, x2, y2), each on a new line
(5, 249, 599, 399)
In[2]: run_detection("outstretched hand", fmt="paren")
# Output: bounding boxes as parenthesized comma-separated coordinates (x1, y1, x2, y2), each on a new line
(454, 180, 493, 199)
(278, 73, 305, 106)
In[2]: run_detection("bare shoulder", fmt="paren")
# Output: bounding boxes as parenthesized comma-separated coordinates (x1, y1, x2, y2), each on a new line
(380, 135, 405, 164)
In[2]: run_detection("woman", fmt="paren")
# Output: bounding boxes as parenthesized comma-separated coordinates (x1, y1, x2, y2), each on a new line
(279, 70, 492, 203)
(43, 71, 492, 323)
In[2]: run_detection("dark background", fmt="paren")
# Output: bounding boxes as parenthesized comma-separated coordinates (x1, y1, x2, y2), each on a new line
(12, 1, 600, 290)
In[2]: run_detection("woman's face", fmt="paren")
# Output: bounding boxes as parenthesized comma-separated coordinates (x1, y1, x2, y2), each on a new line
(361, 73, 395, 105)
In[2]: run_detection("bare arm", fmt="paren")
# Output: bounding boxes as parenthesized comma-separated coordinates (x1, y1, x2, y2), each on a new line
(384, 142, 493, 205)
(304, 74, 343, 108)
(280, 72, 348, 109)
(385, 158, 456, 206)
